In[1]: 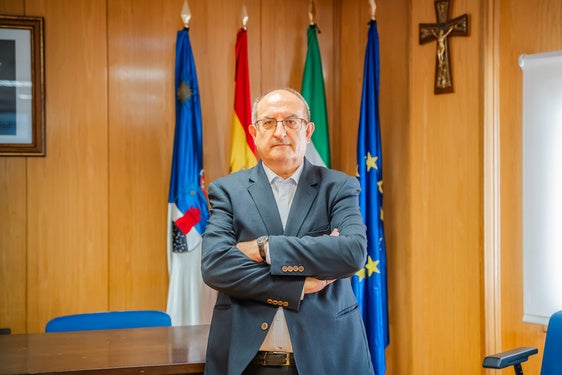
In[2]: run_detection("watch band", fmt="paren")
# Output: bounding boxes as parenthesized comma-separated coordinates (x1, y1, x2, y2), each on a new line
(257, 235, 268, 261)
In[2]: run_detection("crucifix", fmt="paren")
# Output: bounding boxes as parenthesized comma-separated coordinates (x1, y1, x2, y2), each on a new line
(419, 0, 469, 94)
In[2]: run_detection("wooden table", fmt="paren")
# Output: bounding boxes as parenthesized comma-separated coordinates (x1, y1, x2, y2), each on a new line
(0, 325, 209, 374)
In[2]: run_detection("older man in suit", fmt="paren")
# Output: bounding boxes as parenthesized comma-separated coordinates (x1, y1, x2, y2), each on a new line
(201, 88, 374, 375)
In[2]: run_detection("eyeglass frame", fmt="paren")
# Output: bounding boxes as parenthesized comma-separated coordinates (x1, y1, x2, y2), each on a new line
(253, 117, 309, 132)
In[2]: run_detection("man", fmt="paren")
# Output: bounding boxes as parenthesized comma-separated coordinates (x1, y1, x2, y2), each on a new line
(201, 88, 374, 375)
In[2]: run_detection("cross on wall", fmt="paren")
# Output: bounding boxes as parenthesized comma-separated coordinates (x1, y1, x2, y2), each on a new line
(419, 0, 470, 94)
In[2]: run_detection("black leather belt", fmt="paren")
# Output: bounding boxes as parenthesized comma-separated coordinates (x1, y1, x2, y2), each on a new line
(252, 351, 295, 366)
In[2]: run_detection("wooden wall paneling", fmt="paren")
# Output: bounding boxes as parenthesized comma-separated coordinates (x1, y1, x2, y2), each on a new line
(0, 2, 24, 16)
(499, 0, 562, 373)
(374, 1, 412, 374)
(410, 0, 483, 373)
(410, 0, 438, 371)
(107, 0, 178, 310)
(25, 0, 109, 332)
(329, 0, 342, 173)
(0, 0, 27, 335)
(483, 0, 502, 370)
(259, 0, 307, 93)
(440, 0, 483, 370)
(0, 159, 27, 334)
(336, 2, 366, 175)
(0, 2, 23, 14)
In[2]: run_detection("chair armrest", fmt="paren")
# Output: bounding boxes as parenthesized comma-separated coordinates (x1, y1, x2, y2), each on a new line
(482, 347, 538, 369)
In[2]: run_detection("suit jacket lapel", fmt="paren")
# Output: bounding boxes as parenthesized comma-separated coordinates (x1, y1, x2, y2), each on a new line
(248, 162, 284, 235)
(284, 160, 319, 236)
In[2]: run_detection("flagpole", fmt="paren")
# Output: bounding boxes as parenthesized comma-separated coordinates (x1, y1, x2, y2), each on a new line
(369, 0, 376, 20)
(241, 3, 248, 29)
(308, 0, 321, 32)
(181, 0, 190, 28)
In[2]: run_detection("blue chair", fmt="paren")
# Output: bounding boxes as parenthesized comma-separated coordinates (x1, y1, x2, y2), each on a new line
(45, 310, 172, 332)
(483, 310, 562, 375)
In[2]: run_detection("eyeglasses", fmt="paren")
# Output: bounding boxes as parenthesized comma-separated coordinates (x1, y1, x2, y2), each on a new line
(254, 117, 308, 132)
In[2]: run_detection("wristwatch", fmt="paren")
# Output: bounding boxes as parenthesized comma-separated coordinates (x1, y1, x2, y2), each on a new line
(256, 235, 268, 261)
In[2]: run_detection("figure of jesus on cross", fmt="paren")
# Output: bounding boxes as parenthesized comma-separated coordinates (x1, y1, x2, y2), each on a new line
(419, 0, 469, 94)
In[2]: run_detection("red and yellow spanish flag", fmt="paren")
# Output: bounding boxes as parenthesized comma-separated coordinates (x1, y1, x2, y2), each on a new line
(229, 28, 256, 172)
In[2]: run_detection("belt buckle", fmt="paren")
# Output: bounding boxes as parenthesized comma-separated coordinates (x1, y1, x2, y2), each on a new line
(260, 351, 293, 366)
(274, 352, 291, 366)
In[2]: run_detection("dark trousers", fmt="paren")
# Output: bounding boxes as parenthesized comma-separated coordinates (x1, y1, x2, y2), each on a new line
(242, 363, 299, 375)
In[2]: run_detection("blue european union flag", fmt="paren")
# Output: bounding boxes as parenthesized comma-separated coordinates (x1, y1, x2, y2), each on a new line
(168, 27, 209, 239)
(351, 20, 389, 375)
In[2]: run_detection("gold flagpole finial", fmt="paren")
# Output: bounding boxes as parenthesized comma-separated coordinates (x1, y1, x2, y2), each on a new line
(369, 0, 376, 20)
(241, 3, 248, 29)
(308, 0, 316, 25)
(181, 0, 191, 28)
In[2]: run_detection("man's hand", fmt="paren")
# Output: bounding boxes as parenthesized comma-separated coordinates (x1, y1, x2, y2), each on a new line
(236, 239, 263, 262)
(304, 277, 335, 294)
(303, 228, 339, 294)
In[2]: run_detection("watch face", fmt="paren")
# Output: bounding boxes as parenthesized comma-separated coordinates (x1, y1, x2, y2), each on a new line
(257, 236, 267, 261)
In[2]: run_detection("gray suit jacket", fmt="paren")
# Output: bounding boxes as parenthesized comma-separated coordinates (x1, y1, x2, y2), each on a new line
(201, 159, 374, 375)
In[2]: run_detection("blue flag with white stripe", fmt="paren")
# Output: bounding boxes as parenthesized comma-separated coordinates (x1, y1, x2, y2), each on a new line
(352, 19, 389, 375)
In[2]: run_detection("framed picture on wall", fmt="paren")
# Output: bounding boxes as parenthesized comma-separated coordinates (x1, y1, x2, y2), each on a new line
(0, 15, 45, 156)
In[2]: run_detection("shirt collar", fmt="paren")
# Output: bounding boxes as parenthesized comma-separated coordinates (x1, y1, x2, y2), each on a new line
(262, 162, 304, 185)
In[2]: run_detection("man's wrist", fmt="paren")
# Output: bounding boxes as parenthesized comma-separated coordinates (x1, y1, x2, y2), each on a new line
(256, 235, 268, 262)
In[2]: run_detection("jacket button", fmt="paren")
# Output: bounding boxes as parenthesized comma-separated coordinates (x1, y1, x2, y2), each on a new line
(261, 322, 269, 330)
(298, 266, 304, 272)
(282, 266, 288, 272)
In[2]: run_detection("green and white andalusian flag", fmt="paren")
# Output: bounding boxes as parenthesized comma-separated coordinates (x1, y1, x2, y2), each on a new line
(301, 24, 331, 168)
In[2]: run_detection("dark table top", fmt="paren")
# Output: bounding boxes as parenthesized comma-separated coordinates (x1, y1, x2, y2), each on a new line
(0, 325, 209, 374)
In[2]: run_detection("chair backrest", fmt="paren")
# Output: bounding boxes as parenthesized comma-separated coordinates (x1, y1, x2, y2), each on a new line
(541, 310, 562, 375)
(45, 310, 172, 332)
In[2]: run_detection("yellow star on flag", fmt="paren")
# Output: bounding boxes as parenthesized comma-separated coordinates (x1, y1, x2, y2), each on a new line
(354, 255, 380, 281)
(355, 268, 366, 281)
(365, 255, 380, 277)
(365, 152, 378, 172)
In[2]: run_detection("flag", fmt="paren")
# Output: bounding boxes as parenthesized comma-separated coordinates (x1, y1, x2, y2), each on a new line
(351, 20, 389, 374)
(230, 27, 256, 172)
(301, 24, 331, 168)
(166, 27, 216, 326)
